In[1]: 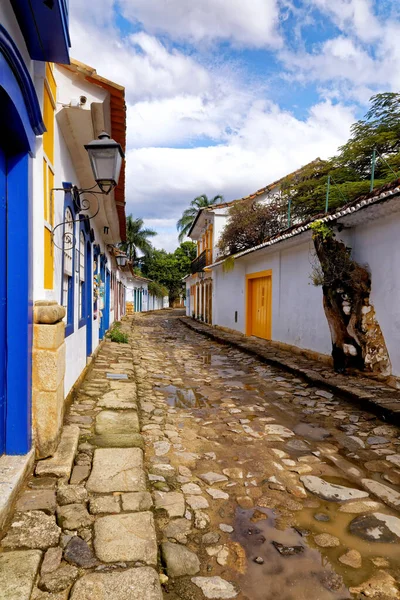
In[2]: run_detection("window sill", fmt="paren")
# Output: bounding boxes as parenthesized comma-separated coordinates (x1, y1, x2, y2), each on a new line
(65, 323, 74, 338)
(78, 318, 86, 330)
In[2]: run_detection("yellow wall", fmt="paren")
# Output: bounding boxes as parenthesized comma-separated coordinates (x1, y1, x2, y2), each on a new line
(43, 63, 56, 290)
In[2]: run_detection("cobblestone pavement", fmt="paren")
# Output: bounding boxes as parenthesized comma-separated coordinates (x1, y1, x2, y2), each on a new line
(1, 310, 400, 600)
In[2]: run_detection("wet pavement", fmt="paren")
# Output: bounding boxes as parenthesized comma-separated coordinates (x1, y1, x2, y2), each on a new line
(134, 311, 400, 600)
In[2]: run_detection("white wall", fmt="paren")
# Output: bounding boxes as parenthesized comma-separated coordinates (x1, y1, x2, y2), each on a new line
(213, 233, 332, 356)
(350, 211, 400, 376)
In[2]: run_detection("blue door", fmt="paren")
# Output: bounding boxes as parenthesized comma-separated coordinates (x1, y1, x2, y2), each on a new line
(86, 241, 92, 356)
(0, 147, 6, 455)
(105, 270, 110, 331)
(99, 256, 106, 339)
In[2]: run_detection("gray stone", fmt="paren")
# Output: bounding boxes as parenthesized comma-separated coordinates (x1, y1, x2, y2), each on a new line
(300, 476, 369, 502)
(386, 454, 400, 468)
(264, 424, 294, 438)
(367, 436, 389, 446)
(2, 511, 61, 549)
(70, 568, 163, 600)
(206, 488, 229, 500)
(57, 504, 94, 530)
(153, 441, 171, 456)
(41, 547, 62, 575)
(15, 489, 56, 514)
(199, 472, 228, 485)
(219, 524, 233, 533)
(349, 513, 400, 543)
(0, 550, 42, 600)
(39, 564, 78, 593)
(94, 512, 157, 564)
(64, 536, 98, 568)
(89, 496, 120, 514)
(36, 426, 79, 479)
(338, 500, 383, 513)
(121, 491, 153, 512)
(181, 483, 202, 495)
(90, 432, 144, 448)
(154, 491, 185, 517)
(338, 549, 362, 569)
(162, 542, 200, 577)
(361, 479, 400, 510)
(315, 390, 334, 399)
(191, 576, 238, 599)
(163, 518, 192, 543)
(70, 466, 90, 485)
(86, 448, 145, 493)
(186, 495, 209, 510)
(195, 510, 210, 529)
(202, 532, 221, 545)
(349, 570, 399, 598)
(314, 533, 340, 548)
(95, 410, 139, 435)
(57, 485, 88, 506)
(97, 398, 137, 410)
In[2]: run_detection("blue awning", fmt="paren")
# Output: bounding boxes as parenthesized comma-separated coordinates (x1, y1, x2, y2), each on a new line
(10, 0, 70, 64)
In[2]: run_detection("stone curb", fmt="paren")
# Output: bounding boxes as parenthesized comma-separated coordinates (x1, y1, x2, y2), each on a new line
(179, 317, 400, 426)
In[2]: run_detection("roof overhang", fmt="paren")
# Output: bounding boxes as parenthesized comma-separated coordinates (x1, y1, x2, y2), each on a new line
(11, 0, 70, 64)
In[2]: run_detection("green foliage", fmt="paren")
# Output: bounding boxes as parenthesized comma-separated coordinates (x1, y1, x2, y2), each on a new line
(281, 93, 400, 221)
(310, 220, 334, 241)
(120, 216, 157, 264)
(176, 194, 224, 242)
(141, 241, 197, 303)
(218, 198, 284, 255)
(108, 322, 129, 344)
(148, 281, 169, 298)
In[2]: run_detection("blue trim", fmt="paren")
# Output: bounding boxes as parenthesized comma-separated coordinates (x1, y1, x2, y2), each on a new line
(61, 184, 75, 338)
(85, 240, 93, 356)
(0, 147, 6, 455)
(10, 0, 71, 64)
(6, 152, 32, 454)
(99, 255, 107, 340)
(0, 24, 45, 141)
(78, 220, 91, 331)
(105, 270, 111, 332)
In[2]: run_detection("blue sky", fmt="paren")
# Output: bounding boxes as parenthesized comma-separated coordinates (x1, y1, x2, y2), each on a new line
(69, 0, 400, 250)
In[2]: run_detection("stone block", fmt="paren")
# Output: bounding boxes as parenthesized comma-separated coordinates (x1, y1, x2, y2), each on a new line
(94, 512, 157, 564)
(0, 550, 42, 600)
(34, 304, 66, 325)
(32, 344, 66, 392)
(70, 568, 163, 600)
(95, 410, 140, 435)
(34, 322, 65, 350)
(36, 426, 79, 479)
(15, 489, 57, 514)
(33, 383, 65, 459)
(86, 448, 146, 493)
(0, 451, 35, 533)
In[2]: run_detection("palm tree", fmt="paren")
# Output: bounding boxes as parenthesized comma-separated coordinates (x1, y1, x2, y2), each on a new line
(177, 194, 224, 242)
(120, 216, 157, 264)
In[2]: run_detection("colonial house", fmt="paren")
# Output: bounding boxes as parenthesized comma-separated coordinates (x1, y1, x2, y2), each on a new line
(207, 181, 400, 382)
(124, 270, 169, 314)
(185, 162, 319, 323)
(0, 0, 129, 530)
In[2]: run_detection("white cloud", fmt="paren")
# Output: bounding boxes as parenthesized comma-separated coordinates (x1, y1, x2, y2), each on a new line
(309, 0, 381, 42)
(125, 100, 356, 224)
(69, 20, 211, 103)
(118, 0, 282, 48)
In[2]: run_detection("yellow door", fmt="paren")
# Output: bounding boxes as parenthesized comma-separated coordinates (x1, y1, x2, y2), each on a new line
(247, 273, 272, 340)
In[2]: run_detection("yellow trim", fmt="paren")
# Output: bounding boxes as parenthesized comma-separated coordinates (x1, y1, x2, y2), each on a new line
(245, 270, 272, 339)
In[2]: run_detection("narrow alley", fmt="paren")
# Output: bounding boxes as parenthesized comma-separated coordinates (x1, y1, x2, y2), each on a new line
(1, 310, 400, 600)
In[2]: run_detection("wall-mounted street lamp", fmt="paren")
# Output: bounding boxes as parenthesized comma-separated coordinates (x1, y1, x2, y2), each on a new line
(52, 131, 125, 250)
(115, 253, 128, 268)
(84, 132, 124, 195)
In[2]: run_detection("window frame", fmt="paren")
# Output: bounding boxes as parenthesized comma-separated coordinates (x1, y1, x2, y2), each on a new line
(61, 186, 76, 337)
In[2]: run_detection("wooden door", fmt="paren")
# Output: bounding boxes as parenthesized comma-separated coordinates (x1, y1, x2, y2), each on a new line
(247, 273, 272, 340)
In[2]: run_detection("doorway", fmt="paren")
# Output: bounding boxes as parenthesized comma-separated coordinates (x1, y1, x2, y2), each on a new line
(246, 270, 272, 340)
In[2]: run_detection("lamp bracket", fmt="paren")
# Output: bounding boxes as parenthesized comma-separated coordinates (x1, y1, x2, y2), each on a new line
(51, 184, 105, 250)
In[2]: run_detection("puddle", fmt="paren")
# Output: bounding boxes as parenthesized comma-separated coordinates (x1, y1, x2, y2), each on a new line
(233, 507, 351, 600)
(294, 422, 332, 441)
(154, 384, 208, 408)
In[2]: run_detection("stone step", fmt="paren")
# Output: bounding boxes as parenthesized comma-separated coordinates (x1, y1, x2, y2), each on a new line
(70, 567, 163, 599)
(0, 450, 35, 532)
(35, 425, 79, 478)
(0, 550, 42, 600)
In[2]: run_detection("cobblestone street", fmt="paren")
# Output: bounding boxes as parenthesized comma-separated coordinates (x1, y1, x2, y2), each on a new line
(1, 310, 400, 599)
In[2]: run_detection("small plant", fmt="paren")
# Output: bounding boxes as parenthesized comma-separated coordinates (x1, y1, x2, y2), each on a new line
(108, 323, 129, 344)
(310, 220, 333, 241)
